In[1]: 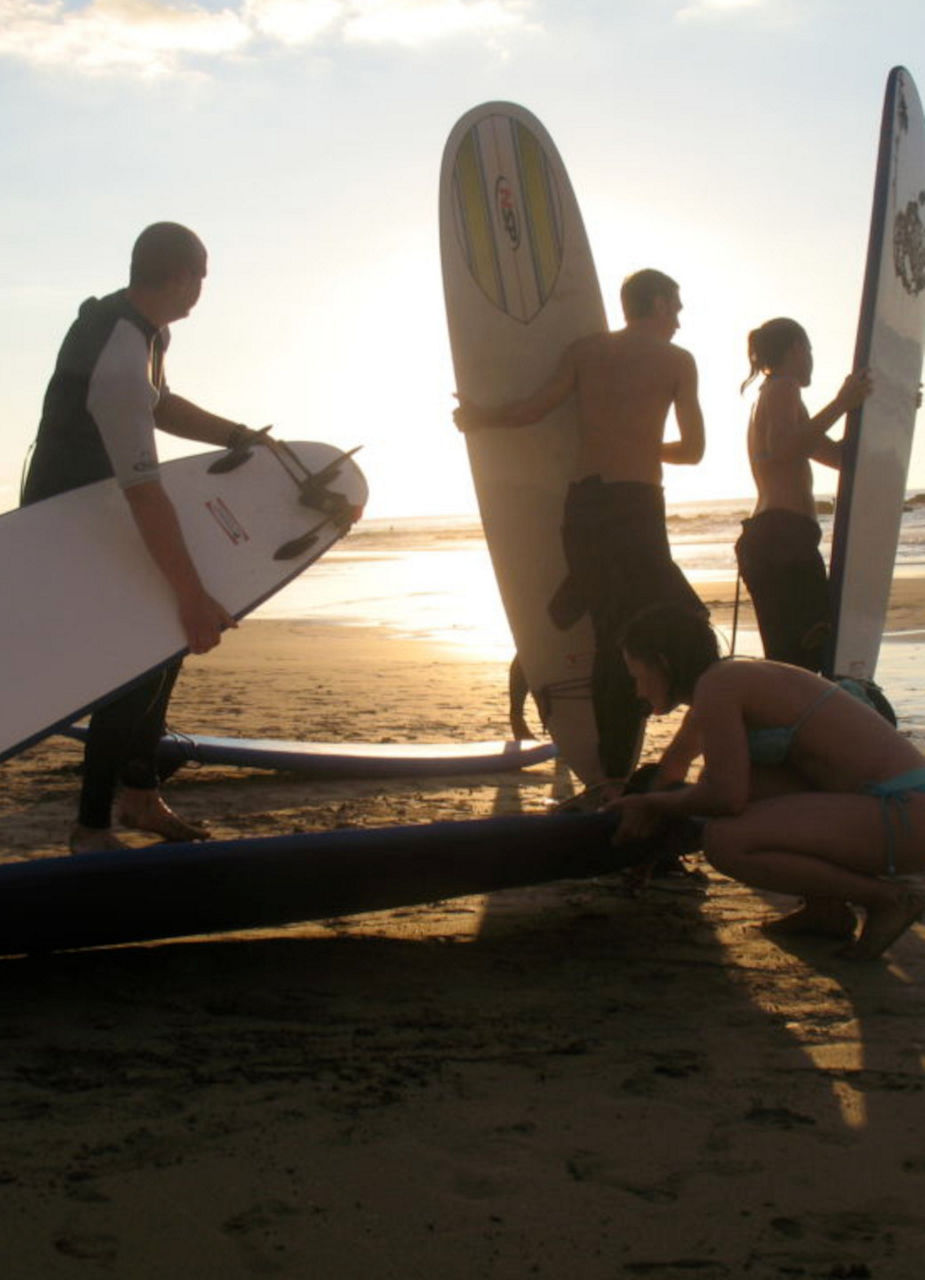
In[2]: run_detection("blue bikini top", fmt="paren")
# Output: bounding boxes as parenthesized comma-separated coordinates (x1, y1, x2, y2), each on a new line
(746, 678, 875, 767)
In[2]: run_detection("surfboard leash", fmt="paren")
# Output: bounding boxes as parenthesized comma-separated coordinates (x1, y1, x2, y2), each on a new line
(730, 571, 742, 656)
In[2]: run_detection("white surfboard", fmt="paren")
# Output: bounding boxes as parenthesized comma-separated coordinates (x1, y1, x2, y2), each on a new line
(828, 66, 925, 680)
(1, 439, 367, 763)
(440, 102, 606, 784)
(62, 724, 556, 778)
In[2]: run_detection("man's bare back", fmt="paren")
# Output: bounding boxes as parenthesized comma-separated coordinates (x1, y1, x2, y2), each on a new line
(570, 329, 700, 483)
(454, 278, 704, 484)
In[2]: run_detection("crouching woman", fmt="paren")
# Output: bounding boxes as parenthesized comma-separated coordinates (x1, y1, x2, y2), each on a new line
(609, 604, 925, 960)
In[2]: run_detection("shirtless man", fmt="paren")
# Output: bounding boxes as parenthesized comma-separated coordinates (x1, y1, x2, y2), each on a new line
(455, 268, 706, 788)
(735, 317, 871, 671)
(22, 222, 266, 854)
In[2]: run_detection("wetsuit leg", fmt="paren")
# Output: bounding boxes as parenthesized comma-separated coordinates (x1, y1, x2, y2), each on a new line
(736, 511, 830, 671)
(78, 659, 182, 828)
(563, 479, 705, 779)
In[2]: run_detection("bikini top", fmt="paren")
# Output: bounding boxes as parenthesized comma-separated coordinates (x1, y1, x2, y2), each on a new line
(746, 678, 875, 767)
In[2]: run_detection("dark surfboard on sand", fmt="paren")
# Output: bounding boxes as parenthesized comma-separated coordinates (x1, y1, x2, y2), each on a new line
(0, 811, 699, 955)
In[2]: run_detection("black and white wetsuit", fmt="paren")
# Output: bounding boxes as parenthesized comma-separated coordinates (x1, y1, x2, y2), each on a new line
(23, 290, 166, 502)
(22, 290, 180, 830)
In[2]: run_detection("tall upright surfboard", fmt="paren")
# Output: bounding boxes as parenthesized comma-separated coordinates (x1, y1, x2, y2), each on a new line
(828, 67, 925, 680)
(0, 439, 367, 763)
(440, 102, 606, 784)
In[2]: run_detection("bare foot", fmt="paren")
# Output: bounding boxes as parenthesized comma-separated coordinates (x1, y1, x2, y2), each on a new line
(761, 899, 858, 941)
(842, 891, 925, 961)
(69, 825, 128, 856)
(118, 789, 210, 842)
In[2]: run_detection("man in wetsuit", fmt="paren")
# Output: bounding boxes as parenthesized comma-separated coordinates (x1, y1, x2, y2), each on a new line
(455, 268, 706, 790)
(22, 222, 265, 854)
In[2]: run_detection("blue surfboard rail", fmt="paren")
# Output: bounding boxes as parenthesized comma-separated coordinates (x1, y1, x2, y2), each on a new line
(0, 810, 695, 955)
(61, 726, 557, 778)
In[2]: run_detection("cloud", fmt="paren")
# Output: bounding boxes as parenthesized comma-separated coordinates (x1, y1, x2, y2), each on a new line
(342, 0, 529, 48)
(0, 0, 533, 76)
(245, 0, 341, 45)
(0, 1, 250, 76)
(675, 0, 764, 18)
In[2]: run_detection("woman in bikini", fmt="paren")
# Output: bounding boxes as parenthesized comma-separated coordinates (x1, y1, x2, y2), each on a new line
(735, 317, 871, 671)
(608, 604, 925, 960)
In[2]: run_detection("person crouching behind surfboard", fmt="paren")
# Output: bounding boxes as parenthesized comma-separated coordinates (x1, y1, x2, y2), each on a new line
(608, 603, 925, 961)
(735, 317, 871, 672)
(455, 268, 707, 796)
(21, 222, 267, 856)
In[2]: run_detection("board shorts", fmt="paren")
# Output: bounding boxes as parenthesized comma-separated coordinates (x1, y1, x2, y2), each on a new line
(735, 508, 830, 672)
(561, 476, 705, 779)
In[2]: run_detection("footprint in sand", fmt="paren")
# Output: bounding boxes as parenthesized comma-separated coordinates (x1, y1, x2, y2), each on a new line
(54, 1230, 118, 1264)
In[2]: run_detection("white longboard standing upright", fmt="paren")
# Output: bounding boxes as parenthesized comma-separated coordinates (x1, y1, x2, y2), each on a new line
(828, 66, 925, 680)
(0, 438, 367, 763)
(440, 102, 606, 784)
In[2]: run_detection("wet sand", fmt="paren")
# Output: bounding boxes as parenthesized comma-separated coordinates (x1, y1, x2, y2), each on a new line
(2, 579, 925, 1277)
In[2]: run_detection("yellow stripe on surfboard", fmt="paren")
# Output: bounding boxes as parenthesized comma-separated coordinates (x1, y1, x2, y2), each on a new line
(454, 129, 505, 310)
(514, 120, 562, 304)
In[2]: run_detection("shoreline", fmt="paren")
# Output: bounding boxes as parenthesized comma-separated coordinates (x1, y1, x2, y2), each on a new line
(257, 570, 925, 633)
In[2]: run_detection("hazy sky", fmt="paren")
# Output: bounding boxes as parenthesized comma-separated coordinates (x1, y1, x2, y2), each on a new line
(2, 0, 924, 517)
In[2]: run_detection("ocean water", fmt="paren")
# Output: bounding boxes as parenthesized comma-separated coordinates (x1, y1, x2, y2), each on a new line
(254, 497, 925, 736)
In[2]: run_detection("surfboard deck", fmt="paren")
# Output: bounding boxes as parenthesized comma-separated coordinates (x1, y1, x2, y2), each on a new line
(440, 102, 606, 785)
(1, 439, 367, 764)
(61, 726, 556, 778)
(0, 810, 705, 956)
(828, 66, 925, 680)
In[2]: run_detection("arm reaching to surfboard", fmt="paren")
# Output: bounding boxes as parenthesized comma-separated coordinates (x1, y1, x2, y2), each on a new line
(454, 345, 578, 432)
(155, 393, 270, 452)
(777, 370, 872, 464)
(806, 372, 872, 468)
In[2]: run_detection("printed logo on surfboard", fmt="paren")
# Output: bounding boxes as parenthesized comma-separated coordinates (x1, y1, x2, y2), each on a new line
(206, 497, 250, 545)
(892, 80, 925, 297)
(495, 176, 521, 249)
(894, 193, 925, 296)
(451, 115, 564, 324)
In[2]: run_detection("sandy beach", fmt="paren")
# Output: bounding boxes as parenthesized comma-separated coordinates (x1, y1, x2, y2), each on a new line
(3, 578, 925, 1278)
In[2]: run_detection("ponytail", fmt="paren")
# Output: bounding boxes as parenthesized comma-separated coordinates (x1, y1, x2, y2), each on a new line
(741, 317, 808, 393)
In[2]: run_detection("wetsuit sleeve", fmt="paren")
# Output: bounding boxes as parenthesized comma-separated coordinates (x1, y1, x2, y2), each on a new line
(86, 317, 161, 489)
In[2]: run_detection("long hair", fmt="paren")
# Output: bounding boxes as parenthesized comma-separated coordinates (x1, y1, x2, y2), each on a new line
(741, 317, 807, 392)
(621, 604, 720, 705)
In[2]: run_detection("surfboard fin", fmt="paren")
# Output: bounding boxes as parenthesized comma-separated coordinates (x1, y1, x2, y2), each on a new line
(265, 440, 364, 509)
(207, 446, 255, 474)
(273, 530, 320, 561)
(262, 442, 363, 557)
